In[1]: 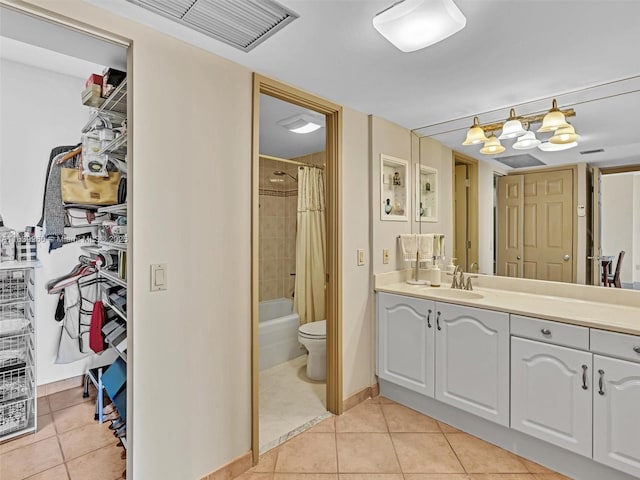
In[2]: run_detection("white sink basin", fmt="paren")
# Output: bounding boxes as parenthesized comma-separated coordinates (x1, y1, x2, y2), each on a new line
(434, 289, 484, 300)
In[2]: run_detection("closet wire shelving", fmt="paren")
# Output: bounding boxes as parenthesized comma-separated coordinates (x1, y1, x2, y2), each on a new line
(0, 266, 36, 441)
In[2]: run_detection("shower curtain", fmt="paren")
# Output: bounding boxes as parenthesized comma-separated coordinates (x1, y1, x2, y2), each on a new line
(294, 166, 326, 325)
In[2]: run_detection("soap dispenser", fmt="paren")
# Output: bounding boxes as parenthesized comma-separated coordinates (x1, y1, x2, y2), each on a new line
(431, 262, 441, 287)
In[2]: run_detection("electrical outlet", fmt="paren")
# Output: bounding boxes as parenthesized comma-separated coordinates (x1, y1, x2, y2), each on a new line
(383, 249, 390, 264)
(357, 249, 365, 266)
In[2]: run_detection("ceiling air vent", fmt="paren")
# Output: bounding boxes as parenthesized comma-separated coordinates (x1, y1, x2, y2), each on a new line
(494, 154, 546, 169)
(580, 148, 605, 155)
(127, 0, 299, 52)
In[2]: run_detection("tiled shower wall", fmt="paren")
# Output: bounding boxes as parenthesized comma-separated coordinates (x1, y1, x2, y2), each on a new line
(259, 152, 325, 302)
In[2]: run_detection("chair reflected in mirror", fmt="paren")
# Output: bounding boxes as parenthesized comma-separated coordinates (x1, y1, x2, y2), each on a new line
(602, 250, 625, 288)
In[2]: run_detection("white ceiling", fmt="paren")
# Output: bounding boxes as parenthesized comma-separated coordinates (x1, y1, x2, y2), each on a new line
(85, 1, 640, 166)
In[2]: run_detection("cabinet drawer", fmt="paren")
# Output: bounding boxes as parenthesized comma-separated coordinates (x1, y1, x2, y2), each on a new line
(510, 315, 589, 350)
(591, 329, 640, 364)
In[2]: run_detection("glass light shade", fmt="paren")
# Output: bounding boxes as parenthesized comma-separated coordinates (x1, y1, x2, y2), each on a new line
(549, 125, 579, 144)
(537, 99, 569, 132)
(277, 113, 325, 134)
(462, 117, 488, 145)
(512, 131, 541, 150)
(480, 135, 505, 155)
(537, 141, 578, 152)
(373, 0, 467, 52)
(499, 119, 527, 139)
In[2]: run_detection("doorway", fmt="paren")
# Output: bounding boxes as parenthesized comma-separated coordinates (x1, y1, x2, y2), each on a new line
(497, 167, 577, 282)
(251, 75, 342, 462)
(452, 153, 478, 272)
(590, 165, 640, 288)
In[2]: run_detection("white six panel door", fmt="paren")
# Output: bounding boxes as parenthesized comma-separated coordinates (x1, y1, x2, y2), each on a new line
(511, 337, 592, 457)
(435, 303, 510, 426)
(377, 293, 435, 397)
(593, 355, 640, 478)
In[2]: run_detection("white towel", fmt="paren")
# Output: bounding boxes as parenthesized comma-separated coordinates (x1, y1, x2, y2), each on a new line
(399, 234, 417, 262)
(417, 234, 434, 261)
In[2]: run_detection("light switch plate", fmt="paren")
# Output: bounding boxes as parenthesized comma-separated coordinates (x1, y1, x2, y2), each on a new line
(383, 249, 390, 264)
(357, 249, 365, 266)
(151, 263, 167, 291)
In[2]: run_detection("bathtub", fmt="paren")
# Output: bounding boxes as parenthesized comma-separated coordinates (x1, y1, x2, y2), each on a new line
(259, 298, 304, 371)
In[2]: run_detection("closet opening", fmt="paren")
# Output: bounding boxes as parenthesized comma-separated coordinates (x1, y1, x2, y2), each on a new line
(251, 75, 342, 462)
(0, 4, 131, 479)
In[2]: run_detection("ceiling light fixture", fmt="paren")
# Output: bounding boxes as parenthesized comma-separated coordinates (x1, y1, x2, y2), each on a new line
(462, 117, 489, 145)
(480, 135, 505, 155)
(277, 113, 325, 134)
(461, 99, 578, 155)
(373, 0, 467, 53)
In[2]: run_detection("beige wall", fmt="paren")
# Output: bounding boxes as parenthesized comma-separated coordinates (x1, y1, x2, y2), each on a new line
(341, 107, 375, 397)
(370, 116, 413, 274)
(10, 2, 379, 477)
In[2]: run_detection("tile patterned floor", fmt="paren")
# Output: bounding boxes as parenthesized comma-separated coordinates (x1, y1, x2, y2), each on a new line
(244, 396, 572, 480)
(260, 355, 327, 453)
(0, 386, 125, 480)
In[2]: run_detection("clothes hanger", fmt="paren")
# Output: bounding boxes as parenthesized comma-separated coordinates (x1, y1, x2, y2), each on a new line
(56, 146, 82, 165)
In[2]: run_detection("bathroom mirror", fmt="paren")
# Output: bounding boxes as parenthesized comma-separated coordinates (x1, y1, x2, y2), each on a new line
(412, 76, 640, 288)
(415, 164, 437, 222)
(380, 154, 409, 222)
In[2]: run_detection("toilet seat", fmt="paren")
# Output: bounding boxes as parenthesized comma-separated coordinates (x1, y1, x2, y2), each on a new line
(298, 320, 326, 339)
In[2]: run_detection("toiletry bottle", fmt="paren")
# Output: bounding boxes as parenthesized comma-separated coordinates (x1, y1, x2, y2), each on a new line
(431, 264, 441, 287)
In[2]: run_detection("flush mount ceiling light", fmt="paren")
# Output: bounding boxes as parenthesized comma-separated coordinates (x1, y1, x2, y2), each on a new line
(462, 117, 489, 145)
(512, 131, 541, 150)
(373, 0, 467, 52)
(498, 109, 527, 140)
(480, 135, 505, 155)
(538, 141, 578, 152)
(277, 113, 325, 134)
(462, 99, 578, 155)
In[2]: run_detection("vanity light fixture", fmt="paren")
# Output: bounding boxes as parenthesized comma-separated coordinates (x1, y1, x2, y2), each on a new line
(512, 131, 541, 150)
(480, 134, 505, 155)
(277, 113, 325, 134)
(498, 109, 527, 140)
(373, 0, 467, 53)
(537, 99, 570, 133)
(462, 117, 489, 145)
(538, 141, 578, 152)
(462, 99, 578, 154)
(549, 124, 580, 144)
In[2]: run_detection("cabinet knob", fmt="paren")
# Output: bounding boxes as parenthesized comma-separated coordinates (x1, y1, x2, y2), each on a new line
(540, 328, 552, 336)
(516, 256, 521, 260)
(634, 346, 640, 354)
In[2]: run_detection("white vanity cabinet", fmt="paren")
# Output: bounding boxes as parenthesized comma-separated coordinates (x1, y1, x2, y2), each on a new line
(434, 302, 510, 426)
(592, 335, 640, 478)
(377, 293, 435, 397)
(511, 336, 593, 457)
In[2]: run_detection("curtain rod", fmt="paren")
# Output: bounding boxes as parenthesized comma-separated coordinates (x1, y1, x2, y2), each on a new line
(259, 154, 324, 169)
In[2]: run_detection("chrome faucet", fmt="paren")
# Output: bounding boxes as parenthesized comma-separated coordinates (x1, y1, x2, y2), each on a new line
(449, 265, 463, 289)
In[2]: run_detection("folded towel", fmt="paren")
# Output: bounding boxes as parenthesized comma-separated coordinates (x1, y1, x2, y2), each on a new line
(399, 234, 418, 262)
(417, 234, 434, 261)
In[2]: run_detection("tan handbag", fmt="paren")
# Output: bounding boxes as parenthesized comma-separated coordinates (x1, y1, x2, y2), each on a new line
(61, 167, 121, 205)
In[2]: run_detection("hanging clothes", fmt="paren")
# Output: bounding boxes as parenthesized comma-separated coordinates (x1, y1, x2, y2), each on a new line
(89, 301, 106, 353)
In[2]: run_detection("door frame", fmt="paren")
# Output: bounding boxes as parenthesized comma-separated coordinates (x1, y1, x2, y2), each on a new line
(251, 74, 343, 463)
(451, 152, 478, 271)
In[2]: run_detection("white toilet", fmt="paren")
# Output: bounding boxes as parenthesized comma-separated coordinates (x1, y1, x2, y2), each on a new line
(298, 320, 326, 381)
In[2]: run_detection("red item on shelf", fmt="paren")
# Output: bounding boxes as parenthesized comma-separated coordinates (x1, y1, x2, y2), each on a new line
(89, 300, 106, 353)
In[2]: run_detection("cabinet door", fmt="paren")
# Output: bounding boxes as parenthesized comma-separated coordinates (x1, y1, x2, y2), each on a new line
(511, 337, 592, 457)
(435, 303, 509, 426)
(593, 355, 640, 477)
(377, 293, 435, 397)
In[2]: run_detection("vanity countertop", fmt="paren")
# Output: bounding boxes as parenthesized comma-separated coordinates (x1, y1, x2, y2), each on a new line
(376, 276, 640, 336)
